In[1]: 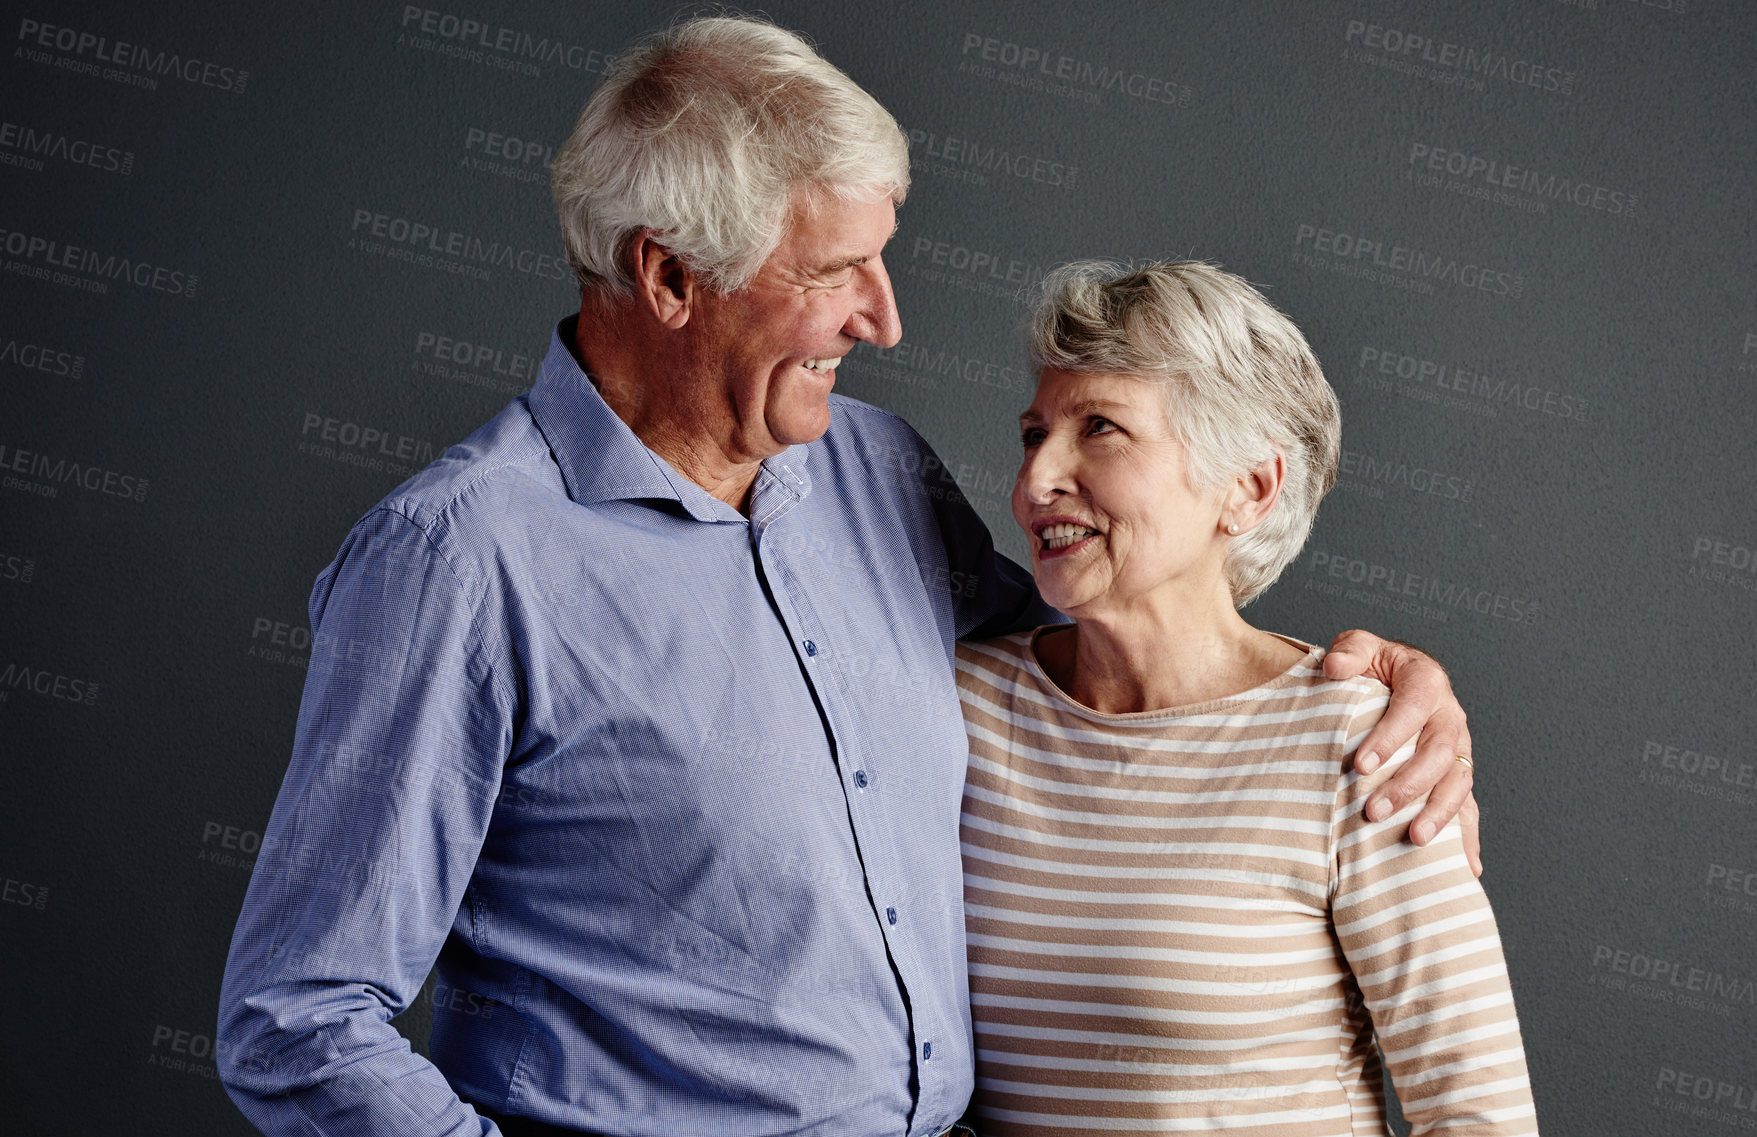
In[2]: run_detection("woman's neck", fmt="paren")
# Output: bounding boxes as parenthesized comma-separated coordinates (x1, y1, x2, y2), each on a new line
(1036, 585, 1308, 715)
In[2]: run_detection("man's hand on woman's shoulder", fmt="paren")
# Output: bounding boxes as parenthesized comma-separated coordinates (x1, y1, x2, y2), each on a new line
(1323, 629, 1482, 878)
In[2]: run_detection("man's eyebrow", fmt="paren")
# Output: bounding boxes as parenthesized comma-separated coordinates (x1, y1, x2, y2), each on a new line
(810, 221, 899, 276)
(816, 254, 868, 274)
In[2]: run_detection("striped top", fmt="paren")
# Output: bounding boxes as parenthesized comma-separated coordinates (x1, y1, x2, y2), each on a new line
(956, 629, 1537, 1136)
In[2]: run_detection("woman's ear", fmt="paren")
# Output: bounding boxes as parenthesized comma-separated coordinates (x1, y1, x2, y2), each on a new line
(1224, 450, 1286, 536)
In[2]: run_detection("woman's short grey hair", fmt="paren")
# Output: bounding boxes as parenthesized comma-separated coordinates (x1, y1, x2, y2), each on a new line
(1027, 260, 1341, 607)
(551, 15, 910, 297)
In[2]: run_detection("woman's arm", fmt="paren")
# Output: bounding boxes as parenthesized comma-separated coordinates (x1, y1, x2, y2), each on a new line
(1330, 687, 1538, 1137)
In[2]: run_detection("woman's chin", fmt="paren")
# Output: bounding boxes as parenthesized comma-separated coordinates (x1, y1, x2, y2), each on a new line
(1031, 571, 1098, 617)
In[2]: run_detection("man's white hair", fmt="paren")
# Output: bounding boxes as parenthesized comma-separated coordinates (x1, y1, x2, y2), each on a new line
(551, 15, 909, 298)
(1027, 259, 1342, 607)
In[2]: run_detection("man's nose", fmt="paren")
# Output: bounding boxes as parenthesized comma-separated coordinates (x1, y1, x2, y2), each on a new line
(847, 258, 902, 349)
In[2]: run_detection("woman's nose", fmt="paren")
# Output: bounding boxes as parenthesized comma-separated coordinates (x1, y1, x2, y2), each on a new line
(1020, 442, 1075, 504)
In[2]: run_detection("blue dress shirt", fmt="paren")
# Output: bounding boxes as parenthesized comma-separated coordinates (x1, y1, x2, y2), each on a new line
(217, 318, 1053, 1136)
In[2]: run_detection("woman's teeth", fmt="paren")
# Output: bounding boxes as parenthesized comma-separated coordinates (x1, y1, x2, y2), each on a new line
(1040, 523, 1098, 550)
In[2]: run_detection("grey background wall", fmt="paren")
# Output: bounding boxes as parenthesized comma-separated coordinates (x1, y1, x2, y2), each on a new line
(2, 1, 1752, 1133)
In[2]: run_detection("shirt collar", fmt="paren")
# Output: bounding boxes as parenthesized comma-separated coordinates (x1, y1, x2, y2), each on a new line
(527, 316, 813, 523)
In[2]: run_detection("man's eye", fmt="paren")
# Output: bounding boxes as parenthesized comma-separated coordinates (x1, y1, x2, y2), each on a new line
(1021, 428, 1046, 448)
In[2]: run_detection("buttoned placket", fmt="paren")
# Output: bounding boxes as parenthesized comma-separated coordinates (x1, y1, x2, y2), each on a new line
(748, 456, 950, 1135)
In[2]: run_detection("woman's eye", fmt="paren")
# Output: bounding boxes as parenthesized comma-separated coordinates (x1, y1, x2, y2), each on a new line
(1089, 417, 1117, 435)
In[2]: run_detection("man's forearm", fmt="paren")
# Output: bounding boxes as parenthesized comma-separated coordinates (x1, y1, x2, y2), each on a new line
(221, 998, 493, 1137)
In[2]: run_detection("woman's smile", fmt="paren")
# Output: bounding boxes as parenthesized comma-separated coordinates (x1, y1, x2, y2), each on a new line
(1032, 518, 1103, 557)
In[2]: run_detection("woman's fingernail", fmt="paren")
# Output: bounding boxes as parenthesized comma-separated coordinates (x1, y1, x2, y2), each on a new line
(1412, 820, 1434, 844)
(1358, 751, 1379, 773)
(1366, 798, 1390, 822)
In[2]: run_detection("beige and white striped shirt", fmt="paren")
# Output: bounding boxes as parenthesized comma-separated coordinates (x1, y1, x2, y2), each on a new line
(957, 629, 1537, 1136)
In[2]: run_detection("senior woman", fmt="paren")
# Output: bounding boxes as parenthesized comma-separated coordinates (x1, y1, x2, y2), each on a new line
(956, 261, 1537, 1135)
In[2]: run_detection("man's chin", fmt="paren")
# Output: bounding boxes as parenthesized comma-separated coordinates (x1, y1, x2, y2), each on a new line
(769, 402, 836, 447)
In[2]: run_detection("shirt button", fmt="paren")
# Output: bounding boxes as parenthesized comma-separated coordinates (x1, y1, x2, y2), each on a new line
(886, 906, 897, 925)
(803, 639, 818, 657)
(923, 1042, 933, 1060)
(854, 770, 868, 789)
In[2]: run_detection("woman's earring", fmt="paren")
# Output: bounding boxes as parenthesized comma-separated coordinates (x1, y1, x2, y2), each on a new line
(1227, 523, 1240, 535)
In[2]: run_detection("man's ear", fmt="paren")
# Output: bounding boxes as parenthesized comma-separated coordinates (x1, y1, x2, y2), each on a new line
(631, 231, 695, 330)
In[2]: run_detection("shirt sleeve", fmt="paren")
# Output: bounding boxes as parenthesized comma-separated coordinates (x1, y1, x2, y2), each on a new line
(1330, 686, 1539, 1137)
(217, 506, 515, 1137)
(911, 426, 1060, 640)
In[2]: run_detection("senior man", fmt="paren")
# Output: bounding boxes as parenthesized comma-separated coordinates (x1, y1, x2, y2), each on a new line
(218, 16, 1479, 1137)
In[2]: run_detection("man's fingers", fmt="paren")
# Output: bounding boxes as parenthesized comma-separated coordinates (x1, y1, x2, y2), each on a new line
(1407, 761, 1473, 848)
(1363, 717, 1464, 824)
(1459, 792, 1482, 877)
(1356, 678, 1447, 775)
(1322, 629, 1379, 680)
